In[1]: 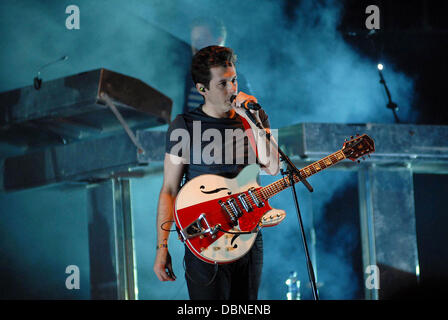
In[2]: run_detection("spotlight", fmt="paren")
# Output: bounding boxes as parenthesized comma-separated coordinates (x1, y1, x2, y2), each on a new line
(377, 63, 384, 71)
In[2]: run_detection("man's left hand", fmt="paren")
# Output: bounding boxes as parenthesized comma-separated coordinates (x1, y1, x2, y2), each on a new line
(231, 92, 260, 121)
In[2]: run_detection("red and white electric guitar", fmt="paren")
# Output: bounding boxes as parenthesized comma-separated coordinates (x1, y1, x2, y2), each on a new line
(174, 134, 375, 264)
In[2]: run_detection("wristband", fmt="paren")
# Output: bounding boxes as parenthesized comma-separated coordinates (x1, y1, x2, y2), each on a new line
(156, 243, 168, 250)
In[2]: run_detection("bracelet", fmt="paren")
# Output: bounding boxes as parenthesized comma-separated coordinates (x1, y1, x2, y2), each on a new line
(156, 243, 168, 250)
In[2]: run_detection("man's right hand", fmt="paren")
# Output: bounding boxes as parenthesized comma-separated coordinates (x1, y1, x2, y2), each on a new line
(154, 248, 177, 281)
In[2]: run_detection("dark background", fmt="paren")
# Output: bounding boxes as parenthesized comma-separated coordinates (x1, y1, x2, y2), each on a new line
(337, 0, 448, 125)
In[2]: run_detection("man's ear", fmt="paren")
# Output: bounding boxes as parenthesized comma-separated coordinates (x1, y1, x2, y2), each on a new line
(196, 83, 206, 95)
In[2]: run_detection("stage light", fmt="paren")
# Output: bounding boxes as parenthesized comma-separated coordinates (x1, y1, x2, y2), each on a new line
(377, 63, 384, 71)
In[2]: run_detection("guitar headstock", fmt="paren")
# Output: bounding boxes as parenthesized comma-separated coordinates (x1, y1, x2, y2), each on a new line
(342, 134, 375, 162)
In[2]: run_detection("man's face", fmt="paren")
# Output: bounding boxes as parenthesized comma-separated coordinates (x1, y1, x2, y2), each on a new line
(202, 65, 238, 112)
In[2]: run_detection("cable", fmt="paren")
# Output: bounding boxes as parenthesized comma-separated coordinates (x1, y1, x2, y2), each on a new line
(183, 255, 219, 287)
(160, 220, 177, 232)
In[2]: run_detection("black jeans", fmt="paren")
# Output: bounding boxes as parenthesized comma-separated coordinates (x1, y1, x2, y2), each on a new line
(184, 232, 263, 300)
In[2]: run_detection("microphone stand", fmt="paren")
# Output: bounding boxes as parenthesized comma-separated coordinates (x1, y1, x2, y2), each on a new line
(378, 69, 400, 124)
(245, 109, 320, 300)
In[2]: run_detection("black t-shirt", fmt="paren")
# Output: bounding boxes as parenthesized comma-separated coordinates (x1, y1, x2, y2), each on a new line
(165, 105, 270, 185)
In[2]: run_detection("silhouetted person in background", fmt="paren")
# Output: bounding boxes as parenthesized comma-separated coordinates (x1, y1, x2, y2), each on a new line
(183, 17, 252, 114)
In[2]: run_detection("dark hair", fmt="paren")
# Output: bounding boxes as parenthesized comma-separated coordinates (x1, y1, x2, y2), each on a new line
(191, 46, 237, 89)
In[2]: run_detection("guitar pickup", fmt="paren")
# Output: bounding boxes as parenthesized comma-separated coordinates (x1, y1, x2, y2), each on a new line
(248, 187, 264, 208)
(179, 213, 220, 241)
(237, 193, 253, 212)
(219, 200, 238, 225)
(226, 197, 243, 218)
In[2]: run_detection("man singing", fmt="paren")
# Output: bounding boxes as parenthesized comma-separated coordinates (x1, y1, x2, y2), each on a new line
(153, 45, 279, 300)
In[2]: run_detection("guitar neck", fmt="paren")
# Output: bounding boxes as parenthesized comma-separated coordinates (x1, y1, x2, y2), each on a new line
(259, 150, 346, 200)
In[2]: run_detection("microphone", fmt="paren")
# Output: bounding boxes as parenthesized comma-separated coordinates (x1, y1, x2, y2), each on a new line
(34, 55, 69, 90)
(230, 95, 261, 110)
(230, 95, 263, 129)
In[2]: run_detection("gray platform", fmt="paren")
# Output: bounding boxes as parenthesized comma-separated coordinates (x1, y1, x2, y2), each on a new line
(279, 122, 448, 299)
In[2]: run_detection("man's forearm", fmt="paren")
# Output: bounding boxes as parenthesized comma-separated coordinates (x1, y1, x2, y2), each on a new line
(156, 190, 177, 246)
(246, 121, 279, 175)
(257, 130, 280, 175)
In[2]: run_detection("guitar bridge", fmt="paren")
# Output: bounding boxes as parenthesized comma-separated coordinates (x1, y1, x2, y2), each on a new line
(179, 213, 220, 241)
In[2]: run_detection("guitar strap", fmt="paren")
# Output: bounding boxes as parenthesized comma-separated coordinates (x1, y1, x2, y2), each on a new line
(240, 116, 259, 160)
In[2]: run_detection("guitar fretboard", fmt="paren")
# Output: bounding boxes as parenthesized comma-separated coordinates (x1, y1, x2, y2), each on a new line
(258, 150, 346, 200)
